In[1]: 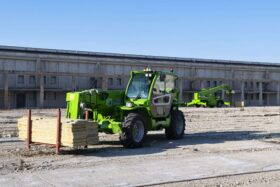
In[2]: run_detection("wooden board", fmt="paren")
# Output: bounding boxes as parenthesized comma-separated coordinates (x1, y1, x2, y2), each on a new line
(18, 116, 99, 147)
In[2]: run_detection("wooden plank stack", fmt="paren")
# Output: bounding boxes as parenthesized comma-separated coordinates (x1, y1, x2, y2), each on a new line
(18, 116, 99, 147)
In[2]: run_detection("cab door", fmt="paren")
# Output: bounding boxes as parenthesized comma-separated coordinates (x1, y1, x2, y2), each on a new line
(150, 74, 175, 118)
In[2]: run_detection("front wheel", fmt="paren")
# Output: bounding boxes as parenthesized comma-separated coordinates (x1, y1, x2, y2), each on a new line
(120, 113, 147, 148)
(165, 110, 185, 139)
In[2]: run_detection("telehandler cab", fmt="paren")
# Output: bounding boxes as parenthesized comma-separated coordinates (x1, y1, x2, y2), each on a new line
(66, 68, 186, 148)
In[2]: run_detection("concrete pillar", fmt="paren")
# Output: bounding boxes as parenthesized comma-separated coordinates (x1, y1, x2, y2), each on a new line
(40, 75, 44, 108)
(230, 69, 234, 88)
(254, 82, 257, 90)
(179, 78, 183, 101)
(200, 80, 205, 89)
(231, 89, 235, 105)
(267, 94, 270, 106)
(102, 75, 108, 90)
(4, 73, 9, 109)
(229, 78, 235, 105)
(259, 82, 263, 106)
(241, 81, 244, 101)
(252, 93, 256, 106)
(72, 76, 76, 91)
(36, 58, 44, 108)
(221, 81, 225, 99)
(277, 82, 280, 106)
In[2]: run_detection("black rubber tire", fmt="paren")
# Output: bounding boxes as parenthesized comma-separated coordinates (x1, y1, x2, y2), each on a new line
(165, 110, 185, 139)
(120, 113, 147, 148)
(216, 100, 224, 107)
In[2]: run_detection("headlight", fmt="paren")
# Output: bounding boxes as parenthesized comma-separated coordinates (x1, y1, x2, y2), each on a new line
(126, 102, 133, 108)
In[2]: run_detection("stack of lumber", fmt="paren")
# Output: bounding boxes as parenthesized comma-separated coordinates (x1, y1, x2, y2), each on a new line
(18, 116, 99, 147)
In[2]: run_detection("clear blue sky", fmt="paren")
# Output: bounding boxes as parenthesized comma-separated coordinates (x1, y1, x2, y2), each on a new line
(0, 0, 280, 62)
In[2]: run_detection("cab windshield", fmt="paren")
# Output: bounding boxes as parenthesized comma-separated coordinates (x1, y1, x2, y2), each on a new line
(126, 73, 151, 99)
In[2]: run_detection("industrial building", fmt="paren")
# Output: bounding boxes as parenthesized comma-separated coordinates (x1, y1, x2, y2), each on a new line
(0, 45, 279, 109)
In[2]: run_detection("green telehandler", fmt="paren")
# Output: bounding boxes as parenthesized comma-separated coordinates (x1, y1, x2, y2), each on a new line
(186, 84, 233, 107)
(66, 68, 186, 148)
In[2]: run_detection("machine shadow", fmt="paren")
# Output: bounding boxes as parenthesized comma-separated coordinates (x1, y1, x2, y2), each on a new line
(62, 130, 280, 156)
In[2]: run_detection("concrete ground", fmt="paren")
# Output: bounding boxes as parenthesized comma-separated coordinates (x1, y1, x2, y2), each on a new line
(0, 107, 280, 186)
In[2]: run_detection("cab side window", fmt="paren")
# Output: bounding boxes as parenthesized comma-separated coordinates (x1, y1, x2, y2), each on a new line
(153, 74, 165, 97)
(153, 74, 176, 96)
(152, 74, 176, 104)
(165, 75, 175, 93)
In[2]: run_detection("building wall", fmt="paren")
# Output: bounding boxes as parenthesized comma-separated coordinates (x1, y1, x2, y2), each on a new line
(0, 46, 280, 108)
(0, 91, 4, 108)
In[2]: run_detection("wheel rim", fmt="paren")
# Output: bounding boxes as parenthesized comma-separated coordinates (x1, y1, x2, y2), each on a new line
(132, 120, 145, 143)
(175, 116, 184, 135)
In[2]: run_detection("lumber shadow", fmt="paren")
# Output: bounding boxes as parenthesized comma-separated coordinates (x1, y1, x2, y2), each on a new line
(61, 130, 280, 156)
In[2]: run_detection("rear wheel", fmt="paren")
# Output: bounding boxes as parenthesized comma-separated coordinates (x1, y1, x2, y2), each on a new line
(120, 113, 147, 148)
(165, 110, 185, 139)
